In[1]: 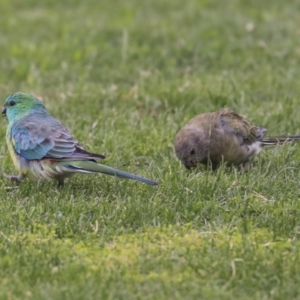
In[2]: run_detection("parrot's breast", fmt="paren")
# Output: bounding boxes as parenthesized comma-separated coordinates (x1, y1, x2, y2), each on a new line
(6, 131, 24, 174)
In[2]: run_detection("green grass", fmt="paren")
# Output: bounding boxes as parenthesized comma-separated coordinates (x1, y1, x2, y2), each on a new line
(1, 0, 300, 298)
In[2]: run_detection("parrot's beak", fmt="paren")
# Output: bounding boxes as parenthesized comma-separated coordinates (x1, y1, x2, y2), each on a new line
(2, 106, 6, 117)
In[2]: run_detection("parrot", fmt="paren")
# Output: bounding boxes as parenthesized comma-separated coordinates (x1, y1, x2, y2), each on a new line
(2, 92, 158, 187)
(174, 108, 300, 169)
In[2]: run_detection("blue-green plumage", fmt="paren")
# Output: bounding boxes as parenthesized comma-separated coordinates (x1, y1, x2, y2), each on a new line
(2, 92, 158, 187)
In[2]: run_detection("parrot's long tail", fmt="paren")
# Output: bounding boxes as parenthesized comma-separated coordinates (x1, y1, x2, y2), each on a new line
(64, 160, 158, 186)
(262, 135, 300, 146)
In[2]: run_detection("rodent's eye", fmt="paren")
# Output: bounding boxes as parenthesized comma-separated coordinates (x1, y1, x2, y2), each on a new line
(190, 149, 195, 155)
(9, 100, 16, 106)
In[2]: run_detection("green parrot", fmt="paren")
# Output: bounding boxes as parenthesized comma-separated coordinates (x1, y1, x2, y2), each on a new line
(175, 108, 300, 169)
(2, 92, 158, 187)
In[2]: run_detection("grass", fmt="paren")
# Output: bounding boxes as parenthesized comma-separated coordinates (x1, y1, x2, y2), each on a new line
(1, 0, 300, 298)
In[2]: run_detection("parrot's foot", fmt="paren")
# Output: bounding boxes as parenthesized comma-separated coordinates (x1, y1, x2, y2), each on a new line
(2, 172, 24, 183)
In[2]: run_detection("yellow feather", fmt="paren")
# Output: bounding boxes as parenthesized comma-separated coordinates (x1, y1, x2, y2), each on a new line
(6, 133, 23, 174)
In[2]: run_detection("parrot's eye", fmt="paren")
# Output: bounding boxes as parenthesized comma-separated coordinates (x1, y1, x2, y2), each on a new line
(9, 101, 16, 106)
(190, 149, 195, 155)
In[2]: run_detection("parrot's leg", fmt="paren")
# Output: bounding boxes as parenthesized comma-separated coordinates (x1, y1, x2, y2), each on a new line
(56, 178, 65, 188)
(2, 172, 25, 183)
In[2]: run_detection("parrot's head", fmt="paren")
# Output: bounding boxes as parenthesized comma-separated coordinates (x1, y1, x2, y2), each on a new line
(2, 92, 46, 123)
(174, 125, 208, 169)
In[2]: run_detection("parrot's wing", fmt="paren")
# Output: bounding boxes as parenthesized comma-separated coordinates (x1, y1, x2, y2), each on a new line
(219, 109, 266, 145)
(10, 114, 105, 161)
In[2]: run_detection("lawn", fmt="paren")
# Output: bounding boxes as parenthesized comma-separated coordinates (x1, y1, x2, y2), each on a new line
(1, 0, 300, 299)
